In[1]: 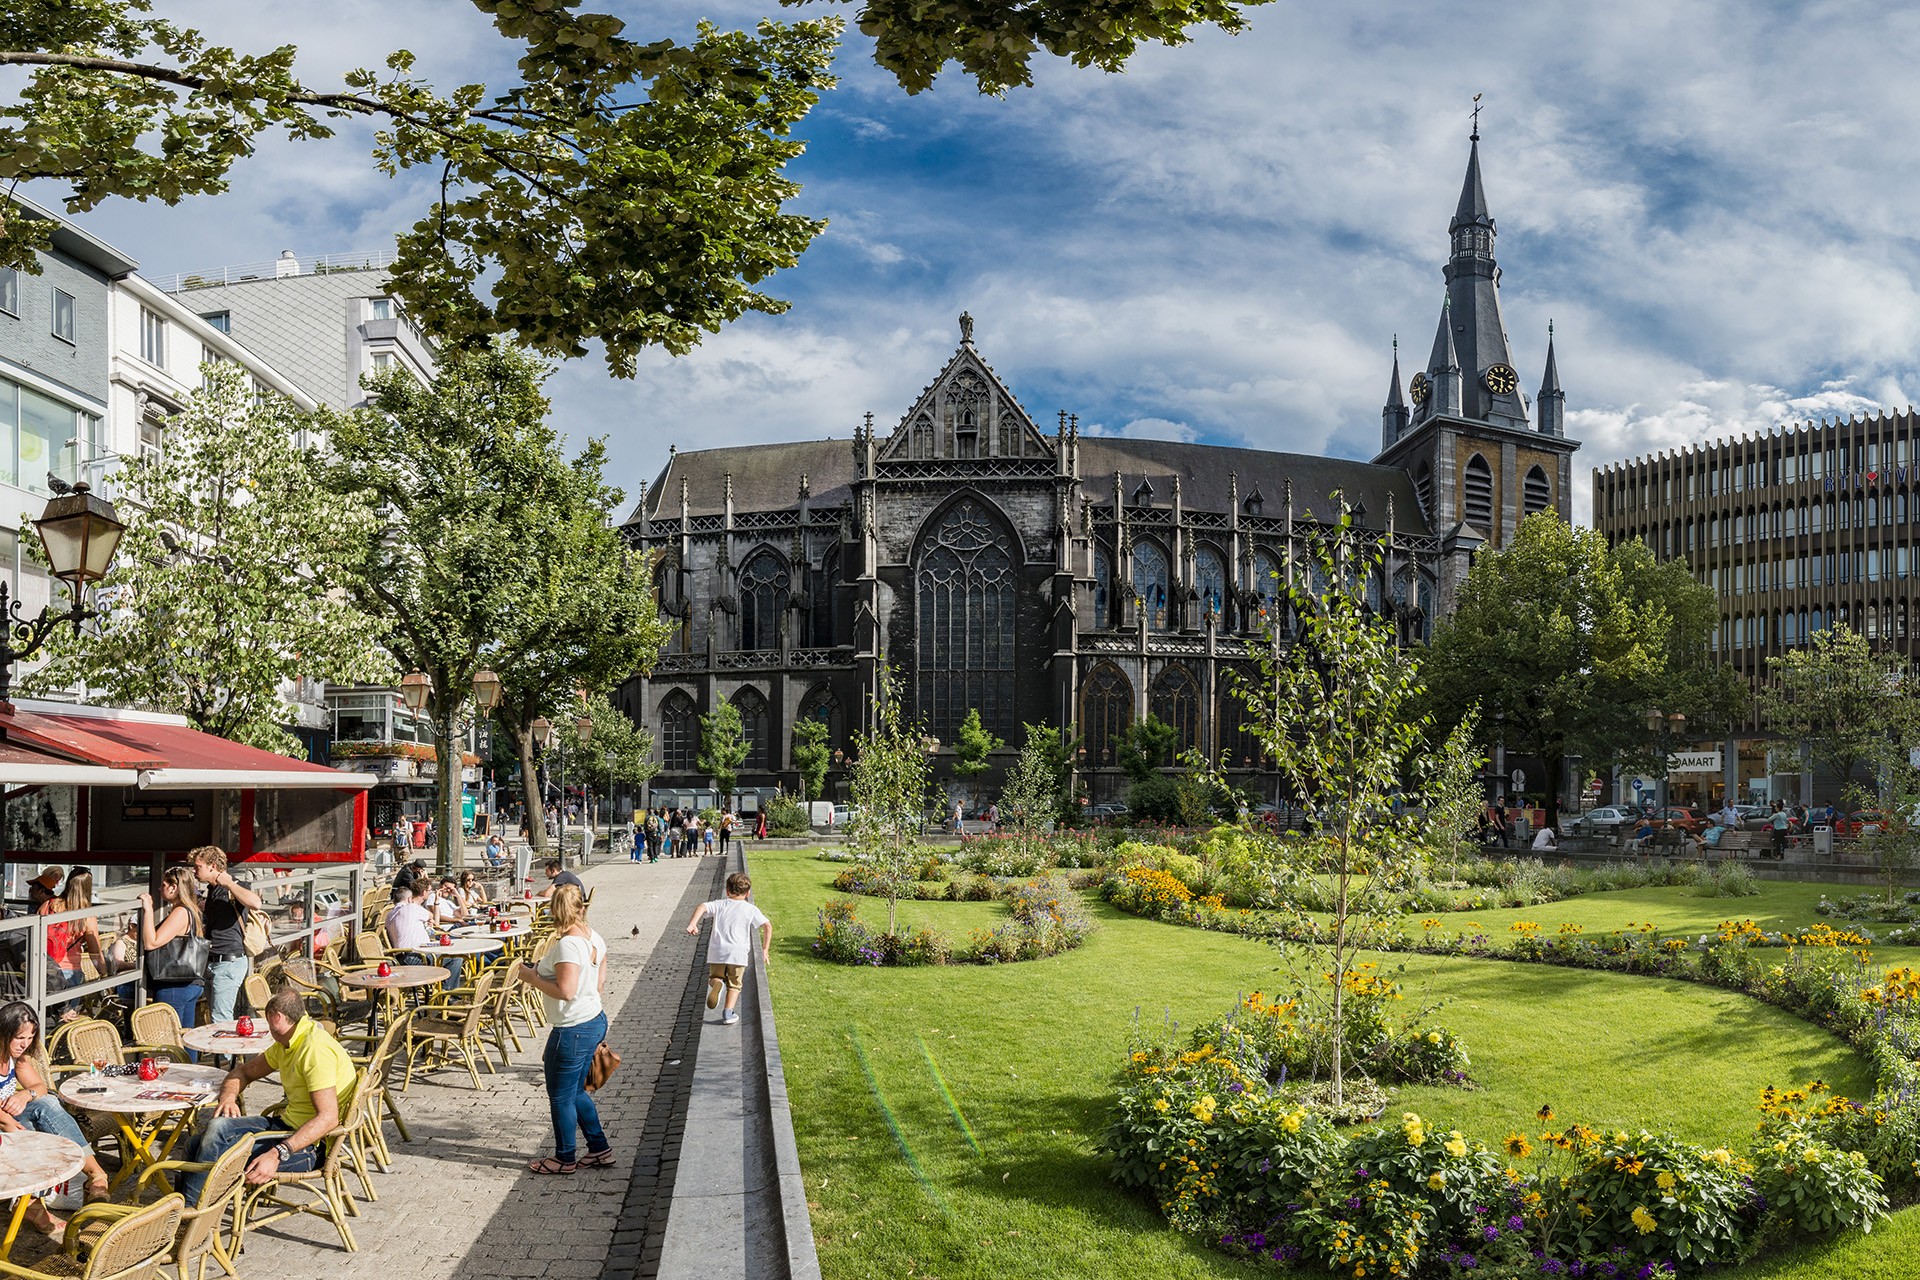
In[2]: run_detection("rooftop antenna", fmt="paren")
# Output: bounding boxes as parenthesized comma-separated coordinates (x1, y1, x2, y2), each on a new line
(1471, 93, 1483, 142)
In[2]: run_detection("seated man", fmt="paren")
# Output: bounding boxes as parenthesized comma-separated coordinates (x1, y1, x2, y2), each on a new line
(1631, 818, 1655, 850)
(175, 989, 356, 1202)
(534, 858, 584, 901)
(386, 882, 461, 988)
(1530, 825, 1557, 851)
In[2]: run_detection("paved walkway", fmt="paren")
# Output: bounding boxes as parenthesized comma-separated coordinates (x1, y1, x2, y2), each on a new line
(173, 854, 727, 1279)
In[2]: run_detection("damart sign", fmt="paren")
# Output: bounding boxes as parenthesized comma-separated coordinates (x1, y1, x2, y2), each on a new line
(1667, 751, 1723, 775)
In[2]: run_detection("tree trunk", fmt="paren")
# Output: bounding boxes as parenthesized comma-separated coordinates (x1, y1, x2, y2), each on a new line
(1543, 749, 1565, 833)
(433, 706, 458, 876)
(519, 729, 550, 855)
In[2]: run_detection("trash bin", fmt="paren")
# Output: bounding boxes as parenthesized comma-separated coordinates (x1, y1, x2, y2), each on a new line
(1811, 827, 1833, 860)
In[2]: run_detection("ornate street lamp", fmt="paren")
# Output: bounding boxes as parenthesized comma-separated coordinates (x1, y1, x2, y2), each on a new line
(530, 716, 554, 747)
(472, 668, 502, 712)
(398, 671, 431, 712)
(574, 711, 595, 745)
(0, 482, 127, 702)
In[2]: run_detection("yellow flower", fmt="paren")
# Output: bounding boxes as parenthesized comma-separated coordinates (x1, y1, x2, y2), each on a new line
(1153, 1097, 1169, 1113)
(1502, 1133, 1533, 1159)
(1706, 1148, 1732, 1166)
(1402, 1112, 1426, 1146)
(1655, 1171, 1676, 1191)
(1281, 1110, 1304, 1134)
(1427, 1031, 1442, 1044)
(1631, 1205, 1658, 1235)
(1191, 1095, 1216, 1123)
(1427, 1172, 1446, 1190)
(1444, 1135, 1468, 1158)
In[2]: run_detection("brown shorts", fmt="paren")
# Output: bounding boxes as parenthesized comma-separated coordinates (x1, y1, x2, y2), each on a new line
(708, 963, 745, 991)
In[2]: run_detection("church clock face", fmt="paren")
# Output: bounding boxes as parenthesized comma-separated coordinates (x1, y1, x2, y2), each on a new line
(1483, 363, 1518, 395)
(1408, 372, 1430, 404)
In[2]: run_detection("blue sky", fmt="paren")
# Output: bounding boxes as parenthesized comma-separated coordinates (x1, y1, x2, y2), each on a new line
(39, 0, 1920, 523)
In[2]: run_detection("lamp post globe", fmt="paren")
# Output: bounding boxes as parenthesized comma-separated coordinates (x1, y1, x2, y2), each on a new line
(35, 482, 125, 585)
(574, 711, 595, 746)
(530, 716, 554, 748)
(472, 668, 502, 712)
(399, 671, 431, 712)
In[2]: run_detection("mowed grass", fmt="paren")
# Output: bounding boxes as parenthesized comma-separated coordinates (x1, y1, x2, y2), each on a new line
(752, 849, 1912, 1278)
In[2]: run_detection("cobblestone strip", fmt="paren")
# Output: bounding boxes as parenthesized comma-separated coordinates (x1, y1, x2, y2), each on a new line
(605, 857, 727, 1280)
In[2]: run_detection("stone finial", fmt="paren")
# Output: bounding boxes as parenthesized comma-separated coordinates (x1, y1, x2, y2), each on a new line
(798, 472, 811, 499)
(1069, 413, 1079, 440)
(959, 311, 974, 345)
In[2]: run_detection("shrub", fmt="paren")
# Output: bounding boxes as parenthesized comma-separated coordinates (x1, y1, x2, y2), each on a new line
(1749, 1117, 1888, 1237)
(810, 898, 950, 966)
(943, 872, 999, 902)
(1102, 865, 1193, 919)
(1559, 1129, 1754, 1268)
(960, 834, 1052, 879)
(764, 791, 813, 837)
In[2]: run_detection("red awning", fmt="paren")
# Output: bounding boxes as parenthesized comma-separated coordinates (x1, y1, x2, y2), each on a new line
(0, 702, 371, 791)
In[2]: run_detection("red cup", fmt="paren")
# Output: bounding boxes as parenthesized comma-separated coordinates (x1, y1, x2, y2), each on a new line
(439, 933, 451, 947)
(137, 1057, 158, 1082)
(377, 960, 393, 978)
(235, 1015, 255, 1038)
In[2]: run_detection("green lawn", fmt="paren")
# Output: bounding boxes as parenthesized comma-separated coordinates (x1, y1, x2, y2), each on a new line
(753, 849, 1918, 1279)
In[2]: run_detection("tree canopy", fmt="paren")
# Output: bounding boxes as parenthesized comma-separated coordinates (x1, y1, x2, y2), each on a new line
(2, 0, 1270, 373)
(1422, 514, 1746, 825)
(1755, 624, 1916, 798)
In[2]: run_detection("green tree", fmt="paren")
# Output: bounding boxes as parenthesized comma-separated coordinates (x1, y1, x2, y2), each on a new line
(697, 702, 749, 797)
(1755, 624, 1913, 800)
(1422, 513, 1746, 829)
(318, 344, 654, 868)
(1231, 502, 1481, 1107)
(792, 717, 830, 803)
(23, 363, 391, 751)
(950, 707, 1003, 801)
(1016, 721, 1080, 823)
(1857, 746, 1920, 907)
(845, 671, 934, 935)
(1115, 713, 1177, 783)
(2, 0, 1268, 372)
(553, 695, 658, 832)
(998, 734, 1058, 839)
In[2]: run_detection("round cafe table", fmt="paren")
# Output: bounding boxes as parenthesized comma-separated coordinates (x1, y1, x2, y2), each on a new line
(180, 1022, 275, 1057)
(60, 1063, 230, 1193)
(421, 936, 505, 958)
(339, 965, 456, 1039)
(0, 1131, 85, 1259)
(453, 919, 532, 940)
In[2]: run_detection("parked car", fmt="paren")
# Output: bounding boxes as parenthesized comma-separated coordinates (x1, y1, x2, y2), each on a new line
(1648, 806, 1708, 835)
(1731, 804, 1771, 829)
(1835, 809, 1892, 836)
(1086, 802, 1130, 822)
(1571, 805, 1644, 836)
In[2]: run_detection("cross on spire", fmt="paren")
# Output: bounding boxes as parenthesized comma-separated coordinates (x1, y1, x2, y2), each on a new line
(1471, 92, 1482, 142)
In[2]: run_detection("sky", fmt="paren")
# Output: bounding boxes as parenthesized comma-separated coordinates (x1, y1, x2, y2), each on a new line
(35, 0, 1920, 525)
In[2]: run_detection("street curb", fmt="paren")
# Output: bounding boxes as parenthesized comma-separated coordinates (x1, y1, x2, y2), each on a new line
(743, 848, 823, 1280)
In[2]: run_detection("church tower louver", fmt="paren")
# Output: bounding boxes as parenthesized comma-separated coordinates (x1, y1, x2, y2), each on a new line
(1374, 126, 1580, 610)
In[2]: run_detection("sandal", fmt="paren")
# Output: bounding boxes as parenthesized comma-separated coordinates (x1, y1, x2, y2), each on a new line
(84, 1180, 110, 1203)
(528, 1157, 577, 1175)
(580, 1150, 616, 1168)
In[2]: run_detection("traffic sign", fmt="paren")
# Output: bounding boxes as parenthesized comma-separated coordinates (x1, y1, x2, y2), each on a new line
(1509, 767, 1525, 790)
(1629, 777, 1645, 792)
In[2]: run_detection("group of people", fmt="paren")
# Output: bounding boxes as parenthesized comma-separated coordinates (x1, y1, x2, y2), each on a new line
(631, 807, 757, 862)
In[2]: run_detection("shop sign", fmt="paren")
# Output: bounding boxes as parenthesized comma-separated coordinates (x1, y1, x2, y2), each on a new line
(336, 757, 417, 780)
(1668, 751, 1723, 774)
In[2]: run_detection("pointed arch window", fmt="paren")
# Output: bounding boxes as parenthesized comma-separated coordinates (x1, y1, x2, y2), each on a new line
(1080, 663, 1133, 765)
(1253, 549, 1285, 622)
(1523, 465, 1551, 517)
(797, 684, 842, 751)
(1132, 540, 1172, 631)
(733, 687, 770, 772)
(916, 498, 1018, 739)
(1463, 454, 1494, 528)
(810, 546, 838, 647)
(1093, 544, 1113, 627)
(1194, 546, 1228, 620)
(661, 691, 698, 772)
(738, 548, 789, 652)
(1150, 665, 1201, 754)
(998, 407, 1020, 458)
(911, 414, 933, 458)
(1216, 670, 1253, 766)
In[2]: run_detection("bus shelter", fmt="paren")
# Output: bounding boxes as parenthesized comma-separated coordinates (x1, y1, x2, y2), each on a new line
(0, 700, 373, 1026)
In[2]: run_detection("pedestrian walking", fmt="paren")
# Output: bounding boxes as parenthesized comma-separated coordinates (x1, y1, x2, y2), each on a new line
(513, 883, 611, 1175)
(703, 821, 716, 856)
(755, 809, 768, 841)
(684, 871, 772, 1027)
(1769, 805, 1792, 859)
(1489, 796, 1511, 849)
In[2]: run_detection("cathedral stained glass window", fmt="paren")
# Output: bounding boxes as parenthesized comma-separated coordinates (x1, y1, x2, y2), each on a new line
(661, 692, 697, 772)
(739, 548, 789, 652)
(1151, 665, 1201, 754)
(1093, 545, 1113, 626)
(1080, 663, 1132, 765)
(916, 498, 1018, 740)
(1133, 541, 1171, 631)
(1195, 546, 1227, 620)
(733, 687, 770, 771)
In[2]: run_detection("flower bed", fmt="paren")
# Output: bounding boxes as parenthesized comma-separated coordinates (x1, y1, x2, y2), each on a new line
(811, 872, 1096, 966)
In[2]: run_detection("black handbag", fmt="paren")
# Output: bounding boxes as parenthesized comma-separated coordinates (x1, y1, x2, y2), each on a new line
(146, 932, 210, 984)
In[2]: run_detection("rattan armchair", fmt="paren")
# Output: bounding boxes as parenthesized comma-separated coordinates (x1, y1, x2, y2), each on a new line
(0, 1193, 183, 1280)
(402, 970, 500, 1091)
(346, 1010, 414, 1173)
(73, 1137, 251, 1280)
(126, 1006, 185, 1060)
(236, 1071, 377, 1254)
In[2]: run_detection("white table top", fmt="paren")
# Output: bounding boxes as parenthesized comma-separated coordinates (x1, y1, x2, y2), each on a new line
(179, 1022, 274, 1055)
(338, 965, 453, 991)
(416, 937, 503, 957)
(60, 1063, 229, 1115)
(452, 920, 531, 939)
(0, 1131, 86, 1199)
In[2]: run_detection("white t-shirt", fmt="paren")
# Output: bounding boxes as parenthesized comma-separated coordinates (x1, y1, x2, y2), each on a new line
(538, 931, 606, 1027)
(385, 901, 432, 949)
(704, 897, 769, 967)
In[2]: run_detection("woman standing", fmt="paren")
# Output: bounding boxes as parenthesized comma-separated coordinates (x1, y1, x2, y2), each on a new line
(44, 868, 106, 991)
(513, 883, 610, 1174)
(137, 866, 205, 1030)
(0, 1001, 110, 1218)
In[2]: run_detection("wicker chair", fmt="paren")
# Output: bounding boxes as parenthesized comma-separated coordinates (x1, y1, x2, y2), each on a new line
(278, 958, 376, 1034)
(240, 973, 272, 1018)
(402, 969, 500, 1091)
(347, 1010, 415, 1174)
(0, 1193, 184, 1280)
(352, 931, 387, 965)
(478, 962, 525, 1066)
(236, 1071, 377, 1254)
(72, 1137, 251, 1280)
(126, 1005, 185, 1059)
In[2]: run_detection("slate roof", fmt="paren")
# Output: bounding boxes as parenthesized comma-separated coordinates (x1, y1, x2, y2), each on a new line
(632, 436, 1431, 536)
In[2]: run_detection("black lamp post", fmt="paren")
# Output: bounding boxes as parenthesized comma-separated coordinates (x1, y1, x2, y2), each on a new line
(0, 482, 126, 703)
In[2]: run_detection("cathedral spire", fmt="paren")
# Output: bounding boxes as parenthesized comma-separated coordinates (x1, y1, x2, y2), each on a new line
(1451, 136, 1491, 234)
(1382, 336, 1410, 449)
(1537, 321, 1565, 438)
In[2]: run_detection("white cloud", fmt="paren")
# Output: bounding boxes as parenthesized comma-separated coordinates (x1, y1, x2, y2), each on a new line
(1082, 417, 1198, 442)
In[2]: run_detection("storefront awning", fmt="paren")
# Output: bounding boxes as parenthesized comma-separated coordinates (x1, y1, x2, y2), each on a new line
(0, 701, 372, 791)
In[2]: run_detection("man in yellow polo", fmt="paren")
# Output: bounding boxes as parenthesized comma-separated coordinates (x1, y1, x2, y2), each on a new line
(176, 989, 357, 1201)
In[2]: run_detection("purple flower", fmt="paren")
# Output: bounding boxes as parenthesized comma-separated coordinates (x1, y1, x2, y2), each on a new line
(1509, 1214, 1526, 1230)
(1460, 1255, 1477, 1269)
(1258, 1158, 1272, 1174)
(1228, 1081, 1245, 1094)
(1484, 1225, 1502, 1241)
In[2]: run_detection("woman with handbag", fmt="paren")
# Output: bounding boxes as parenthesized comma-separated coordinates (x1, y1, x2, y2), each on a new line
(137, 866, 207, 1031)
(512, 883, 611, 1174)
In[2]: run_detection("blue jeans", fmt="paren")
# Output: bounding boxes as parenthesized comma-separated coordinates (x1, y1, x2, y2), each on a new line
(542, 1013, 609, 1163)
(207, 956, 248, 1023)
(152, 981, 203, 1031)
(18, 1096, 92, 1158)
(177, 1115, 314, 1203)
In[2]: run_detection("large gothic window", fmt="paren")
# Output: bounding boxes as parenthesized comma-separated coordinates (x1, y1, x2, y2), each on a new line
(738, 548, 789, 652)
(733, 687, 770, 772)
(1463, 454, 1494, 528)
(1080, 662, 1132, 766)
(1523, 465, 1551, 517)
(1093, 545, 1113, 627)
(797, 684, 842, 751)
(1216, 672, 1253, 765)
(660, 691, 697, 772)
(810, 546, 838, 647)
(1195, 546, 1228, 620)
(1150, 665, 1201, 754)
(916, 498, 1019, 740)
(1253, 550, 1284, 612)
(1133, 540, 1172, 631)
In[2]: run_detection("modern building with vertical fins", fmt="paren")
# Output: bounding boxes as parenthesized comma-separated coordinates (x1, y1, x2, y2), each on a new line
(616, 135, 1580, 805)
